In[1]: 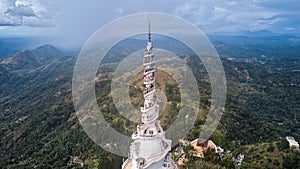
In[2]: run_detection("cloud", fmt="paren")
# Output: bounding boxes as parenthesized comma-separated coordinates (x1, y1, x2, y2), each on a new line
(285, 27, 295, 31)
(0, 0, 54, 27)
(0, 0, 299, 47)
(0, 19, 21, 26)
(23, 16, 54, 27)
(173, 0, 297, 33)
(5, 4, 36, 17)
(116, 8, 124, 15)
(174, 0, 216, 25)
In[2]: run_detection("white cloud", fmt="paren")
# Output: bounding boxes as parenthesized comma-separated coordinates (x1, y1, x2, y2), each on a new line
(5, 4, 36, 17)
(0, 0, 299, 43)
(0, 0, 54, 27)
(173, 0, 285, 33)
(0, 16, 20, 26)
(116, 8, 124, 15)
(285, 27, 295, 31)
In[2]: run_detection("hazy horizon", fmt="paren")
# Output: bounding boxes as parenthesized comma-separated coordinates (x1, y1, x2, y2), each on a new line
(0, 0, 299, 49)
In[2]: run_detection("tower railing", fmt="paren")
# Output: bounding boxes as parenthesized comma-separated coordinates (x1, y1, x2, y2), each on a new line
(144, 57, 155, 65)
(144, 68, 155, 75)
(144, 86, 155, 96)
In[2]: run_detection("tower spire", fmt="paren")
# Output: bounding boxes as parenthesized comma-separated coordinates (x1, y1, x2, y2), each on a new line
(148, 21, 151, 43)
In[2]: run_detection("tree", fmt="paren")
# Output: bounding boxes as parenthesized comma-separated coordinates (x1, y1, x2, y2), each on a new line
(283, 151, 300, 169)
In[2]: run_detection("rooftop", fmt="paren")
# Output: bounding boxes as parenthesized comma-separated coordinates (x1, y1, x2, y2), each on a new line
(191, 139, 217, 158)
(286, 136, 299, 149)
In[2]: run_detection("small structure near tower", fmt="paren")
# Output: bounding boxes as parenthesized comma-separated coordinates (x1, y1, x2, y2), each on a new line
(286, 136, 299, 150)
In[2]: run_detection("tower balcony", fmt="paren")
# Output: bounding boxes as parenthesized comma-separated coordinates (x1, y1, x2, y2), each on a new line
(144, 75, 155, 85)
(132, 130, 162, 139)
(143, 58, 155, 66)
(144, 68, 155, 75)
(144, 53, 155, 65)
(132, 120, 163, 139)
(144, 87, 155, 97)
(144, 79, 155, 85)
(141, 104, 159, 124)
(141, 103, 155, 113)
(144, 50, 153, 56)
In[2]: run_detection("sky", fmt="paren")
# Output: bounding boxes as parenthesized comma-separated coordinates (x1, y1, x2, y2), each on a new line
(0, 0, 299, 48)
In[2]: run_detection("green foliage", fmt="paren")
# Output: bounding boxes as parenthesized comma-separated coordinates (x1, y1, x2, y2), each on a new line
(222, 156, 235, 168)
(283, 151, 300, 169)
(267, 143, 275, 152)
(1, 37, 300, 169)
(203, 148, 220, 163)
(165, 83, 181, 102)
(277, 139, 289, 151)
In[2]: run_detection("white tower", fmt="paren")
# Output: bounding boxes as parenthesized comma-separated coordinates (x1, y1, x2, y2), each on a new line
(122, 23, 177, 169)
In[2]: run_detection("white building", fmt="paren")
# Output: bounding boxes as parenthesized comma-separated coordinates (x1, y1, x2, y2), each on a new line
(286, 136, 299, 149)
(235, 154, 244, 166)
(122, 23, 177, 169)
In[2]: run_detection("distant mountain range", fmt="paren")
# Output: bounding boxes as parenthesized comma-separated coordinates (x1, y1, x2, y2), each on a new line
(0, 37, 50, 58)
(210, 29, 300, 37)
(241, 30, 277, 37)
(1, 31, 300, 59)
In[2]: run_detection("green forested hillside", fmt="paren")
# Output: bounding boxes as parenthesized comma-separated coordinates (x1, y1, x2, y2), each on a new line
(0, 41, 299, 168)
(0, 45, 121, 168)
